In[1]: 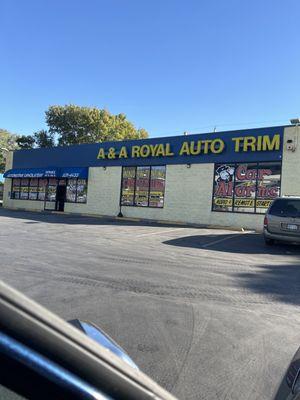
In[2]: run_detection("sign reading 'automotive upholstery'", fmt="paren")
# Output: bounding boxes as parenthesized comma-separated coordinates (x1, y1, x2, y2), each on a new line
(12, 126, 284, 169)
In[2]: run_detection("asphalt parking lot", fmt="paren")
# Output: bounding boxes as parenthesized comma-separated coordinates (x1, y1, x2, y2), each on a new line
(1, 208, 300, 400)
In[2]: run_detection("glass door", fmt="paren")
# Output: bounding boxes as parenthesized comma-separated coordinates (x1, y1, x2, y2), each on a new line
(44, 178, 57, 211)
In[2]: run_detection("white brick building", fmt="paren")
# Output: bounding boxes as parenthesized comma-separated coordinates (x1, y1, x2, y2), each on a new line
(3, 125, 300, 231)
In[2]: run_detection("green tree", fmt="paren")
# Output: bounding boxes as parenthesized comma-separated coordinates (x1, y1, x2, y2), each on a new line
(0, 129, 19, 173)
(33, 130, 55, 148)
(17, 130, 55, 149)
(16, 135, 36, 149)
(45, 105, 148, 146)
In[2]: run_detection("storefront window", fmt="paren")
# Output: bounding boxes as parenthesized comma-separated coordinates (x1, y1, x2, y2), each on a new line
(135, 166, 150, 207)
(149, 166, 166, 208)
(11, 179, 21, 199)
(10, 177, 88, 203)
(233, 163, 257, 213)
(20, 178, 29, 200)
(66, 179, 77, 202)
(46, 178, 57, 202)
(38, 179, 47, 201)
(29, 178, 39, 200)
(212, 164, 235, 212)
(121, 166, 166, 207)
(255, 162, 281, 214)
(121, 167, 136, 206)
(76, 179, 87, 203)
(212, 162, 281, 214)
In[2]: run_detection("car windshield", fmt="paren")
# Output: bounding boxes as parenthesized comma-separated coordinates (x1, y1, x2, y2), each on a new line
(269, 199, 300, 217)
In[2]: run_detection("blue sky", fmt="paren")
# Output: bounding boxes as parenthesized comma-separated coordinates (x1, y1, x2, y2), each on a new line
(1, 0, 300, 138)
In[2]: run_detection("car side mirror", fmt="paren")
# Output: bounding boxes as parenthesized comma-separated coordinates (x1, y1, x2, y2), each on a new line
(68, 319, 138, 370)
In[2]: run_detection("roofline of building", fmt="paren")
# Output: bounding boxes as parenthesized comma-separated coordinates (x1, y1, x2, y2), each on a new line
(13, 124, 292, 154)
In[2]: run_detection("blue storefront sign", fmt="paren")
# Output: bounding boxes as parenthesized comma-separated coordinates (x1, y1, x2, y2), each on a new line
(10, 126, 284, 170)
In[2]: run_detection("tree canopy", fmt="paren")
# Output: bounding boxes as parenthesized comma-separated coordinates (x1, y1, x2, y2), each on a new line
(17, 105, 148, 149)
(0, 129, 19, 173)
(46, 105, 148, 146)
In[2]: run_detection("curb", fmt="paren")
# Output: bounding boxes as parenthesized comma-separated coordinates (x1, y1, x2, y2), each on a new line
(2, 206, 260, 232)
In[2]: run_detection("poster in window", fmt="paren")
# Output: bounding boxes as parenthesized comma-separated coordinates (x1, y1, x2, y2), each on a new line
(121, 167, 136, 206)
(46, 185, 57, 201)
(38, 179, 47, 201)
(28, 178, 38, 200)
(233, 164, 257, 213)
(149, 166, 166, 208)
(135, 166, 150, 206)
(212, 164, 235, 212)
(76, 179, 87, 203)
(20, 178, 29, 200)
(12, 179, 21, 199)
(29, 186, 38, 200)
(256, 163, 281, 213)
(66, 179, 77, 202)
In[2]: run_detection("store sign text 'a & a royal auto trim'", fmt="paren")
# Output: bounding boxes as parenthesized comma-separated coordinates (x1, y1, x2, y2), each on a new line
(96, 134, 281, 160)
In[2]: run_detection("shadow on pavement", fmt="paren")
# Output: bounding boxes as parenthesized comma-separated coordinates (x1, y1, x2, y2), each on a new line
(0, 207, 194, 229)
(163, 233, 300, 256)
(235, 263, 300, 305)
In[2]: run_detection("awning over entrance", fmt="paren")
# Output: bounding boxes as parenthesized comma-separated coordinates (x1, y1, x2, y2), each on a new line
(60, 167, 88, 179)
(3, 168, 58, 178)
(4, 167, 88, 179)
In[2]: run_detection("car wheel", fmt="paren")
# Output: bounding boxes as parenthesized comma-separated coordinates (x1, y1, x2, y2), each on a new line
(265, 238, 274, 245)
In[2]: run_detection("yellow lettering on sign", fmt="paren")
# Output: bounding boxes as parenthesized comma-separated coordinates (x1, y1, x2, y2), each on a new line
(211, 139, 225, 154)
(107, 147, 116, 159)
(232, 137, 243, 152)
(140, 144, 151, 158)
(203, 140, 212, 154)
(243, 136, 256, 152)
(179, 141, 190, 155)
(119, 146, 128, 158)
(256, 135, 262, 151)
(97, 148, 105, 159)
(165, 143, 174, 156)
(149, 144, 159, 156)
(262, 134, 280, 151)
(190, 141, 201, 155)
(131, 146, 140, 157)
(156, 143, 165, 156)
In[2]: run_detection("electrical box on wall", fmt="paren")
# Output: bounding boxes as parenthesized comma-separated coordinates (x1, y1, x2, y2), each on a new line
(286, 138, 296, 152)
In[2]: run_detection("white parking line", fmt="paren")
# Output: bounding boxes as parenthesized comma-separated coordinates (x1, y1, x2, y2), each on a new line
(201, 234, 241, 248)
(138, 228, 186, 237)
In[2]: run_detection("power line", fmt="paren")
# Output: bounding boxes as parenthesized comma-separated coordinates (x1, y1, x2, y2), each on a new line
(154, 117, 294, 137)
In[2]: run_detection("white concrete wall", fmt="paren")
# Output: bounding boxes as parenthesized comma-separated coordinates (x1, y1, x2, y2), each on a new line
(281, 126, 300, 196)
(64, 166, 121, 216)
(122, 163, 264, 230)
(5, 125, 300, 231)
(122, 164, 213, 224)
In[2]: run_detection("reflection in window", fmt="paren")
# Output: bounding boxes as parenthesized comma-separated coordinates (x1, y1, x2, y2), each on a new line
(233, 163, 257, 213)
(10, 177, 88, 203)
(76, 179, 87, 203)
(66, 179, 77, 202)
(149, 166, 166, 208)
(20, 179, 29, 200)
(12, 178, 21, 199)
(121, 166, 166, 207)
(135, 166, 150, 207)
(29, 178, 39, 200)
(121, 167, 136, 206)
(255, 163, 281, 214)
(46, 178, 57, 202)
(38, 179, 47, 201)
